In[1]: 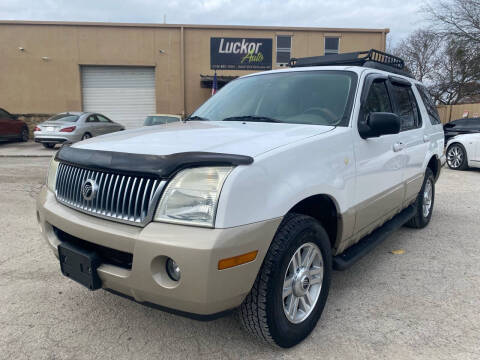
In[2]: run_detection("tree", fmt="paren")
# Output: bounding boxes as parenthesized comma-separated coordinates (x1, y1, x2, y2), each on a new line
(392, 29, 441, 82)
(429, 39, 480, 104)
(425, 0, 480, 45)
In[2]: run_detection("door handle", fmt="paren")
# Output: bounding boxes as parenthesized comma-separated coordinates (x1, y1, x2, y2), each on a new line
(423, 135, 430, 143)
(393, 142, 404, 152)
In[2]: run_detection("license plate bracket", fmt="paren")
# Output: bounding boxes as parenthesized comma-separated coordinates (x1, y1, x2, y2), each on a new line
(58, 242, 102, 290)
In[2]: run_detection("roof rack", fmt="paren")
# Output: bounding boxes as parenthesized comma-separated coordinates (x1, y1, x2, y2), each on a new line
(288, 49, 413, 78)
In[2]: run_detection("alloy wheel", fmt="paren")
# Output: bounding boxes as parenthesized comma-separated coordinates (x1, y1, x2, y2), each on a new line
(423, 179, 433, 218)
(447, 145, 464, 168)
(282, 242, 323, 324)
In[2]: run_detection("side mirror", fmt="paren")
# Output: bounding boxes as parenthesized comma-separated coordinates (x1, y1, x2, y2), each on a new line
(359, 112, 401, 139)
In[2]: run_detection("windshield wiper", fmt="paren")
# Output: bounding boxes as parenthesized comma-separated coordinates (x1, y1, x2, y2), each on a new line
(221, 115, 282, 123)
(184, 115, 209, 122)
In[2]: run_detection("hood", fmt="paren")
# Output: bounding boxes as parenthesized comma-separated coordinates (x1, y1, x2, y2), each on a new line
(74, 121, 334, 157)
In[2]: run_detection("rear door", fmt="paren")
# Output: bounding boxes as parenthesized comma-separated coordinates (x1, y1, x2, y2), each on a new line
(96, 114, 121, 134)
(0, 109, 15, 137)
(85, 114, 101, 136)
(353, 74, 405, 236)
(389, 77, 428, 205)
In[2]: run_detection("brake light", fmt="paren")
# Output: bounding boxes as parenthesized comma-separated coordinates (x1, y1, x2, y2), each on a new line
(34, 126, 41, 132)
(60, 126, 76, 133)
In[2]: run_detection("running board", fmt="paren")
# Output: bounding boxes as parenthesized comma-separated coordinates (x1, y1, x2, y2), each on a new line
(333, 205, 416, 271)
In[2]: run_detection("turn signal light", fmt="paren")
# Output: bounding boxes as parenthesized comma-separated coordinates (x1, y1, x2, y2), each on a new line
(218, 250, 258, 270)
(60, 126, 76, 132)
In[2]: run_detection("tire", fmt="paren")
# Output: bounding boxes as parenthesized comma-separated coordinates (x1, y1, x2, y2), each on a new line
(405, 167, 435, 229)
(239, 213, 332, 348)
(42, 143, 55, 149)
(446, 143, 468, 170)
(20, 127, 29, 142)
(81, 133, 92, 140)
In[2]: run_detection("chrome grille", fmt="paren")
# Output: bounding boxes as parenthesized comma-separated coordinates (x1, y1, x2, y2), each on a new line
(55, 163, 165, 226)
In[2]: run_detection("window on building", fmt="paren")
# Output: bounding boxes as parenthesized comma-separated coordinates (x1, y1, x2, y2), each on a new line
(324, 37, 339, 55)
(276, 35, 292, 64)
(391, 84, 422, 131)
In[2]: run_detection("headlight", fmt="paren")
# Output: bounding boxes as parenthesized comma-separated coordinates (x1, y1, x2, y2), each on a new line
(46, 158, 59, 192)
(154, 167, 233, 227)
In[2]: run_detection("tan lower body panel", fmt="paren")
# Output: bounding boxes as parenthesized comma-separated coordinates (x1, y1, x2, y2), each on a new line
(337, 173, 424, 254)
(37, 187, 282, 315)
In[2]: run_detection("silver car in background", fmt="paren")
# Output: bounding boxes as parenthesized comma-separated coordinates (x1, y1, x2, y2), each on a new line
(34, 112, 124, 148)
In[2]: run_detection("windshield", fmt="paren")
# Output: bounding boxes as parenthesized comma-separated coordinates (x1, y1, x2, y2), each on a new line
(47, 114, 79, 123)
(144, 116, 180, 126)
(192, 70, 357, 126)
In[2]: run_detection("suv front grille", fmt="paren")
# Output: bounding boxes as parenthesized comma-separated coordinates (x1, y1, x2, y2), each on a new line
(55, 162, 165, 226)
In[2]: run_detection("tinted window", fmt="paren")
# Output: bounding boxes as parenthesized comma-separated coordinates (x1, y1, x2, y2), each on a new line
(391, 84, 421, 131)
(447, 119, 469, 127)
(460, 118, 480, 129)
(365, 80, 392, 115)
(416, 85, 441, 125)
(47, 114, 79, 122)
(192, 71, 358, 126)
(86, 115, 98, 123)
(96, 115, 111, 123)
(0, 109, 10, 118)
(452, 118, 480, 130)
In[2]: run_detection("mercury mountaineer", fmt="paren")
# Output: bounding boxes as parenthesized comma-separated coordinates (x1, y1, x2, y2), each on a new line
(37, 50, 445, 347)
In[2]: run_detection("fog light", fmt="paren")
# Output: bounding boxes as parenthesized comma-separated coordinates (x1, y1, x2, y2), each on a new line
(166, 258, 181, 281)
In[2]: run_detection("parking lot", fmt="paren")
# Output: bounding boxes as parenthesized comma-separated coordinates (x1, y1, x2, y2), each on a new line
(1, 157, 479, 360)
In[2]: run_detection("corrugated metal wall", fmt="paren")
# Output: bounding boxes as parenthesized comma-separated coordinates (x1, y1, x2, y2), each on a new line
(81, 66, 156, 128)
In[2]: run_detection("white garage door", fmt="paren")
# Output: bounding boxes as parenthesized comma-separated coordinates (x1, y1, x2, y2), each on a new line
(81, 66, 156, 129)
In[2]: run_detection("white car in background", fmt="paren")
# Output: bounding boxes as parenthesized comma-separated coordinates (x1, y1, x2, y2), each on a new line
(446, 133, 480, 170)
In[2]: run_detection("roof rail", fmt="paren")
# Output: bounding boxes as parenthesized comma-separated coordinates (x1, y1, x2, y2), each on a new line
(288, 49, 414, 78)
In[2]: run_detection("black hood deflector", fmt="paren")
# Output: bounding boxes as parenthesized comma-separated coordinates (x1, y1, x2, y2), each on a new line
(55, 146, 253, 178)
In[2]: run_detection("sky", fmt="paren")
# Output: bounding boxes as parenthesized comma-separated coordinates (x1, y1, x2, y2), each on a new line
(0, 0, 433, 45)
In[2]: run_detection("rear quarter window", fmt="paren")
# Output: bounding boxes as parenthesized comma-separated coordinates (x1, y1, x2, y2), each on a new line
(416, 85, 441, 125)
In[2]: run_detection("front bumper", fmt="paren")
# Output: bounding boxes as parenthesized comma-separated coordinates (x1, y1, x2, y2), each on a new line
(37, 187, 281, 316)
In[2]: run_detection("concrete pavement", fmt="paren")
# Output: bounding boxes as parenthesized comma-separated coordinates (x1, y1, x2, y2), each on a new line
(0, 159, 479, 360)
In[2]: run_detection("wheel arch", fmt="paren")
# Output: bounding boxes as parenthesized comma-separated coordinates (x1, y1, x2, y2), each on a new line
(426, 155, 441, 182)
(286, 194, 342, 252)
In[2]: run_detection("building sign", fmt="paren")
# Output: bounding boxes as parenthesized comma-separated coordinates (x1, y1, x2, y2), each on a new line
(210, 37, 272, 70)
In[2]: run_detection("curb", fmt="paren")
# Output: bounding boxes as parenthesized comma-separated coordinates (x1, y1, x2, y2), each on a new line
(0, 154, 54, 158)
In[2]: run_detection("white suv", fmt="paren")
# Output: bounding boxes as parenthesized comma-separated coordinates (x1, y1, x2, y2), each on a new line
(37, 50, 445, 348)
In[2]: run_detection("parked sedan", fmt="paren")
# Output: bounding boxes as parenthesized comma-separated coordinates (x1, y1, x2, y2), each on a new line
(143, 114, 182, 126)
(443, 117, 480, 143)
(0, 108, 29, 142)
(445, 133, 480, 170)
(34, 112, 124, 148)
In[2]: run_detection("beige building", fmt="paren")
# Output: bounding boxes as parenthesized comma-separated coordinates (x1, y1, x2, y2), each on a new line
(0, 20, 389, 128)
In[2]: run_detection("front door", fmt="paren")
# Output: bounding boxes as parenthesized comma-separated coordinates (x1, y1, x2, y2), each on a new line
(353, 75, 405, 237)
